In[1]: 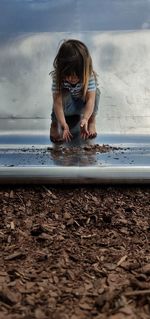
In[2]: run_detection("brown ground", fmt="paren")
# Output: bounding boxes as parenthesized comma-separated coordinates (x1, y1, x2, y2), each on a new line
(0, 185, 150, 319)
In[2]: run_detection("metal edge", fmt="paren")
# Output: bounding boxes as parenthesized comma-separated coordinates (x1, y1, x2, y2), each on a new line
(0, 166, 150, 184)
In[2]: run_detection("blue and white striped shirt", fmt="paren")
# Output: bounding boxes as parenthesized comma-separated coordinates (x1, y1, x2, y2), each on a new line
(52, 74, 97, 99)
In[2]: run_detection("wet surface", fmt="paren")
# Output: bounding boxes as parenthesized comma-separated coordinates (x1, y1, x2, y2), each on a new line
(0, 0, 150, 182)
(0, 142, 149, 168)
(0, 131, 150, 183)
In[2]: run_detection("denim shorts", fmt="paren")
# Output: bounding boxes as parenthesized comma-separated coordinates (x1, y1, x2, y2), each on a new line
(51, 87, 100, 122)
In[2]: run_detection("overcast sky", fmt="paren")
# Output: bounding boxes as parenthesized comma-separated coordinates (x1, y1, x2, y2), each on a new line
(0, 0, 150, 33)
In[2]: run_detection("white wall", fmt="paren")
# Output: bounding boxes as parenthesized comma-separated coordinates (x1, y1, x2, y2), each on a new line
(0, 31, 150, 133)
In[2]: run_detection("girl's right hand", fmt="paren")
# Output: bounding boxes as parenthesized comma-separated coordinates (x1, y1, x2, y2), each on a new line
(63, 124, 72, 142)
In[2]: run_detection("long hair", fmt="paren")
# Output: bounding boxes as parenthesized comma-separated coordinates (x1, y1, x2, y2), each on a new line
(50, 39, 97, 98)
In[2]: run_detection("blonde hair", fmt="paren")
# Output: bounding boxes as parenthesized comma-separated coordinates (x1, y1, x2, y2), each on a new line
(50, 39, 97, 98)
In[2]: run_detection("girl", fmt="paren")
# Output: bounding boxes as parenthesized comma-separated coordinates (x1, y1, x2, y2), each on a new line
(50, 39, 100, 142)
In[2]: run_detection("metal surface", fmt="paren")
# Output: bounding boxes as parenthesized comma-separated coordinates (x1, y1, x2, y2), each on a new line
(0, 133, 150, 183)
(0, 0, 150, 183)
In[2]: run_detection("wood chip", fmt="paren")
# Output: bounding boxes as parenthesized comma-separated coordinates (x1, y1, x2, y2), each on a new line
(4, 251, 26, 261)
(10, 221, 15, 230)
(125, 289, 150, 296)
(117, 255, 128, 267)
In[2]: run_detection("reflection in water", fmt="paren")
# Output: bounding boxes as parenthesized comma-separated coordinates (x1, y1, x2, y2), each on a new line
(49, 146, 97, 167)
(0, 143, 150, 167)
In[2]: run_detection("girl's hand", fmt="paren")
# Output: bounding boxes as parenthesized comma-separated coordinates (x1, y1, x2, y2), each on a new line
(80, 118, 89, 139)
(62, 124, 72, 142)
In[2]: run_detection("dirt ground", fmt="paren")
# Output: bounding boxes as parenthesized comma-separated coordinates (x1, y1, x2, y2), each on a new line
(0, 184, 150, 319)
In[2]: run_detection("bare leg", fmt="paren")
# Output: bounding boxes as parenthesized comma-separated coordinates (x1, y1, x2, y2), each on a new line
(50, 121, 63, 143)
(88, 115, 97, 138)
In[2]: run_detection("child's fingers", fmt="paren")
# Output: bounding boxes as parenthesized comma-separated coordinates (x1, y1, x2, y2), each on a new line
(65, 135, 72, 142)
(80, 121, 88, 134)
(80, 122, 89, 139)
(80, 130, 89, 140)
(63, 129, 72, 142)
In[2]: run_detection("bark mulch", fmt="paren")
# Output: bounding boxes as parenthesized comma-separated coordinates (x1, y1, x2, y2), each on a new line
(0, 185, 150, 319)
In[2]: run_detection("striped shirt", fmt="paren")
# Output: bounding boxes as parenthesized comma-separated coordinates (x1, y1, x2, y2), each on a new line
(52, 75, 97, 99)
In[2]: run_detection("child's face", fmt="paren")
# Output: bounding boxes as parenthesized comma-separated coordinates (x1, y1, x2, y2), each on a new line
(65, 74, 79, 85)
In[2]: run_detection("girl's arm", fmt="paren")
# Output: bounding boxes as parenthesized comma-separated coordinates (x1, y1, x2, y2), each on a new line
(53, 93, 72, 141)
(53, 93, 67, 128)
(80, 90, 96, 134)
(83, 90, 96, 120)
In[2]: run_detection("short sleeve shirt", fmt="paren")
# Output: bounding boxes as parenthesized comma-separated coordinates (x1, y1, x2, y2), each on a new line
(52, 74, 97, 99)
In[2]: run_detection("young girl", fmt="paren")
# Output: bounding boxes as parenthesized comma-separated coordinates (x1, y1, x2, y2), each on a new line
(50, 39, 100, 142)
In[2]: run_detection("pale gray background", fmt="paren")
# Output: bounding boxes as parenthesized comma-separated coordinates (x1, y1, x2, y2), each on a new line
(0, 0, 150, 134)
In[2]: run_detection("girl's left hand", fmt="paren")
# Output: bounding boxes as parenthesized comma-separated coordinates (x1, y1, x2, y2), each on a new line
(80, 118, 89, 139)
